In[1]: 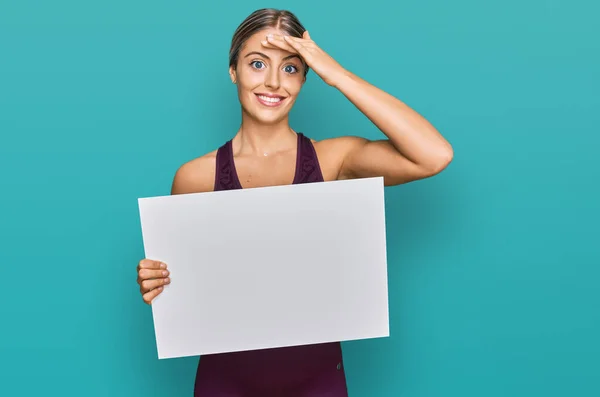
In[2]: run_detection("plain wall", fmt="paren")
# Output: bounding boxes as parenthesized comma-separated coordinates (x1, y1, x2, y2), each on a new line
(1, 1, 598, 396)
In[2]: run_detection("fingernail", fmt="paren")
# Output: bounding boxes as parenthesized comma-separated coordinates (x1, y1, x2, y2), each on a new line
(165, 278, 170, 283)
(160, 263, 166, 269)
(162, 270, 168, 276)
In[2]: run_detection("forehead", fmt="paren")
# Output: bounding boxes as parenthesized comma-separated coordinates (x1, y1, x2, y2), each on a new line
(240, 27, 293, 55)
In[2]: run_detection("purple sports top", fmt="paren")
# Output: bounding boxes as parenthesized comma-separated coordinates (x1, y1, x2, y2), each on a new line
(214, 131, 325, 190)
(193, 132, 348, 396)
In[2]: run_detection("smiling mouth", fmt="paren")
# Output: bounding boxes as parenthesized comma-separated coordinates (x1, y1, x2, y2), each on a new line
(255, 93, 287, 107)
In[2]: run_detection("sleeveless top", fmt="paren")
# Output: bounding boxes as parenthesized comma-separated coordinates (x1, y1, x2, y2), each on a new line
(198, 132, 344, 385)
(214, 132, 324, 190)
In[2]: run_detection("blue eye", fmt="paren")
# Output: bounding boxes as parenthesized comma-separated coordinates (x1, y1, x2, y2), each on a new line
(251, 61, 265, 69)
(284, 65, 298, 74)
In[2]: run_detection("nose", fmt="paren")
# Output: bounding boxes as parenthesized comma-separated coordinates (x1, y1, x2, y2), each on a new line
(264, 67, 280, 90)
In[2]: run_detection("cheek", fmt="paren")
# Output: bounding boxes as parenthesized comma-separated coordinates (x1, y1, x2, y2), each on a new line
(236, 76, 260, 103)
(283, 78, 303, 97)
(238, 72, 261, 90)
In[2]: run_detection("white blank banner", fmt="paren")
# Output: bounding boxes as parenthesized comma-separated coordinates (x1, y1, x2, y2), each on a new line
(138, 177, 389, 359)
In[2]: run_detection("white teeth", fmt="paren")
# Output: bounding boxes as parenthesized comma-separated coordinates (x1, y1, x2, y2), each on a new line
(258, 95, 282, 103)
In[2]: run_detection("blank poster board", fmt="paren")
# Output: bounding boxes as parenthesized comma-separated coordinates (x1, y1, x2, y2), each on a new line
(137, 177, 389, 359)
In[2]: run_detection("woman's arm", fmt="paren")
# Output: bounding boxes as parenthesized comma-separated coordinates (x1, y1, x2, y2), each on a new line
(277, 32, 453, 186)
(332, 71, 453, 185)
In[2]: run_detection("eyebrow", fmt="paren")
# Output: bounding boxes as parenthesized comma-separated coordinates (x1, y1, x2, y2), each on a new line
(244, 51, 301, 61)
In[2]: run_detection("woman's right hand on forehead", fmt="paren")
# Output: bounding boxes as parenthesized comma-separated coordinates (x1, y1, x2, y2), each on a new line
(137, 259, 170, 304)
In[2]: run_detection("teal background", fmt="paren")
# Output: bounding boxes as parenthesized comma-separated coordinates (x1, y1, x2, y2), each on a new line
(1, 0, 598, 396)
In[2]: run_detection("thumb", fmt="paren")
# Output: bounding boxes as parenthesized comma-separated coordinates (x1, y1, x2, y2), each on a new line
(304, 30, 311, 40)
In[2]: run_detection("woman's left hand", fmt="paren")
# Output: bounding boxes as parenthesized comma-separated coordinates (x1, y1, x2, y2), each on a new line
(263, 31, 347, 87)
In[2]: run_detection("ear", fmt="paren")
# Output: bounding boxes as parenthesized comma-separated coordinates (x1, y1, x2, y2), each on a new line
(229, 66, 237, 84)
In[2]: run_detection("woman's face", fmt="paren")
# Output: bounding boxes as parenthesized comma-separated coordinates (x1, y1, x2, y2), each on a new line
(229, 28, 306, 125)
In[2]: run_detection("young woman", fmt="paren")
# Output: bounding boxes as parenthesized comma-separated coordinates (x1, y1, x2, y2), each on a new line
(136, 8, 453, 397)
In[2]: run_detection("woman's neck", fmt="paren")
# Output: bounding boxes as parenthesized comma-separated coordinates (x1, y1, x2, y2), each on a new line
(234, 114, 297, 157)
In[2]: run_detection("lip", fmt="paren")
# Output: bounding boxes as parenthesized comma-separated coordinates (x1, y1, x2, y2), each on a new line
(255, 93, 287, 107)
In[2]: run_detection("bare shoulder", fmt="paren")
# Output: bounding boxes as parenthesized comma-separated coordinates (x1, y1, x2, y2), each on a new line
(312, 135, 369, 153)
(171, 149, 218, 195)
(311, 136, 370, 181)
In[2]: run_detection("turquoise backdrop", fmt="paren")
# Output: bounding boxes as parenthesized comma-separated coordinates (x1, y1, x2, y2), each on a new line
(1, 1, 598, 396)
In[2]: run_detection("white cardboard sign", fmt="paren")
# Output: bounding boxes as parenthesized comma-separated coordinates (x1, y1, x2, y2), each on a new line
(138, 177, 389, 359)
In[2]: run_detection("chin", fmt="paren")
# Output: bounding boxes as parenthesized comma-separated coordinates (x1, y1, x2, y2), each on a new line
(253, 111, 288, 125)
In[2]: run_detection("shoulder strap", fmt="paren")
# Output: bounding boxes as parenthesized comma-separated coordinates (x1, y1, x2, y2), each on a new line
(293, 133, 325, 184)
(214, 140, 243, 191)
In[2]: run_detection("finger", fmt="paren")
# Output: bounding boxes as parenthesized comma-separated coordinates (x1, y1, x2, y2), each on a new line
(267, 34, 315, 48)
(142, 286, 163, 304)
(137, 259, 167, 271)
(263, 35, 297, 53)
(280, 34, 313, 43)
(138, 268, 170, 281)
(303, 30, 311, 40)
(283, 35, 307, 53)
(261, 37, 290, 50)
(141, 277, 170, 293)
(284, 35, 316, 47)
